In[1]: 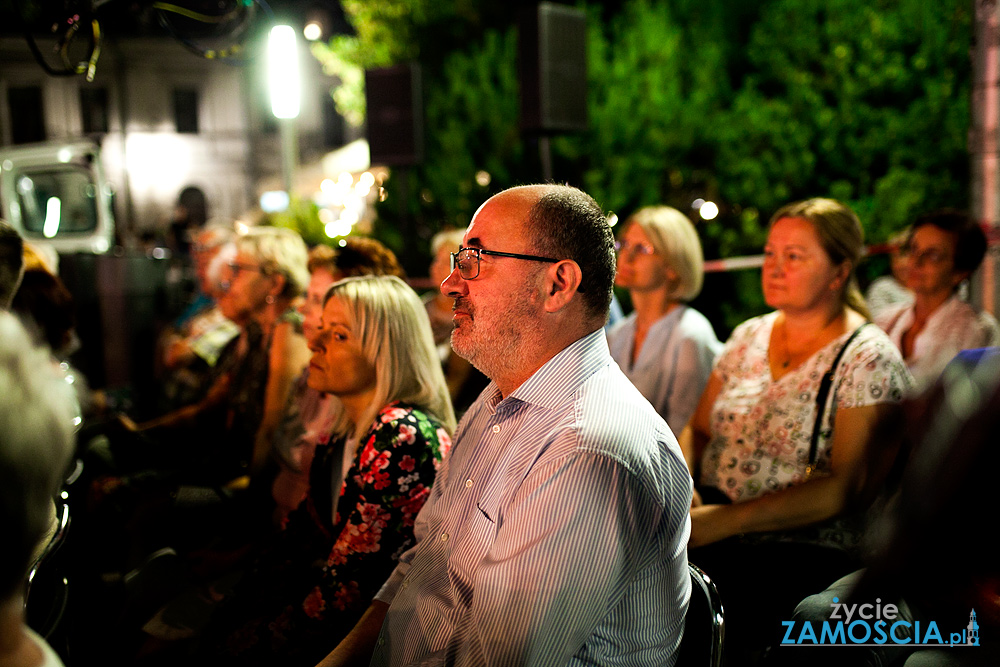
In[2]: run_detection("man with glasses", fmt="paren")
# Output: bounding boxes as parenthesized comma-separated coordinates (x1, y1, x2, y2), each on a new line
(318, 184, 692, 667)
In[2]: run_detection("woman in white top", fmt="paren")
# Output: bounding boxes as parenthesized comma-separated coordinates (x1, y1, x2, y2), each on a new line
(679, 199, 912, 658)
(875, 210, 1000, 390)
(606, 206, 721, 434)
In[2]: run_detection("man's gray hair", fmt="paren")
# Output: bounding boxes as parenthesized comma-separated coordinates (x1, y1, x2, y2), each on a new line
(0, 220, 24, 310)
(527, 185, 615, 319)
(0, 312, 76, 600)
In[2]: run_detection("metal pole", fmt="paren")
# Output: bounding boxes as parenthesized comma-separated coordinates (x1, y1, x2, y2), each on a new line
(280, 117, 298, 197)
(972, 0, 999, 315)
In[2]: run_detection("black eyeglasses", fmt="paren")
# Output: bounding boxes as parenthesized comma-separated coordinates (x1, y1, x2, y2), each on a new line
(899, 245, 950, 266)
(450, 246, 559, 280)
(227, 261, 269, 275)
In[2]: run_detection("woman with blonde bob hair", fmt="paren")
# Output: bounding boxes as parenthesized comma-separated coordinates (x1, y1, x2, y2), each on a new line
(607, 205, 721, 433)
(680, 198, 912, 658)
(320, 275, 456, 440)
(206, 274, 454, 666)
(130, 226, 312, 484)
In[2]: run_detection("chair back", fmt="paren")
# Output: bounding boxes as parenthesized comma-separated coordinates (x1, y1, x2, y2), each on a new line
(24, 500, 72, 651)
(676, 561, 725, 667)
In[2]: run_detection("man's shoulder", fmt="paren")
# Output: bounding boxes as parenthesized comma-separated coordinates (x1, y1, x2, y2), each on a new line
(568, 363, 678, 464)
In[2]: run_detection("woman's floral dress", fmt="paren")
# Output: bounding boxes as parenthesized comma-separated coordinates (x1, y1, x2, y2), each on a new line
(210, 402, 451, 665)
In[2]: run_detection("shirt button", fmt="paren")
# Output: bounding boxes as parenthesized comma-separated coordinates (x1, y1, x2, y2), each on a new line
(492, 424, 501, 434)
(378, 637, 384, 646)
(465, 478, 473, 488)
(441, 532, 449, 542)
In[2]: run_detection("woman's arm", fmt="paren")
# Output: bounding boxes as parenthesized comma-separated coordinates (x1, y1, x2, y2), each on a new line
(689, 401, 895, 547)
(677, 370, 722, 482)
(665, 332, 719, 435)
(126, 372, 230, 431)
(250, 321, 311, 475)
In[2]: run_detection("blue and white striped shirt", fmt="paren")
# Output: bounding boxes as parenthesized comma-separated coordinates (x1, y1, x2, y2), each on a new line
(372, 329, 693, 666)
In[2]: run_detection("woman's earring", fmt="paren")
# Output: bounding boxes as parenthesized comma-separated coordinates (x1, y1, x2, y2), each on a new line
(265, 294, 275, 305)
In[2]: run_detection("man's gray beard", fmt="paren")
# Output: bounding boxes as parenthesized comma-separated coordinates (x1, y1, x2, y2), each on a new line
(451, 321, 525, 382)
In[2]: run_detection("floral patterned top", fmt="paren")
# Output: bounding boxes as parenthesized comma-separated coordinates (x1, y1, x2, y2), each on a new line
(875, 294, 1000, 391)
(211, 402, 451, 665)
(699, 312, 912, 550)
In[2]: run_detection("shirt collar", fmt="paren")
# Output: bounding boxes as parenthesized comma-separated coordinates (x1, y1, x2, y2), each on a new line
(501, 328, 611, 410)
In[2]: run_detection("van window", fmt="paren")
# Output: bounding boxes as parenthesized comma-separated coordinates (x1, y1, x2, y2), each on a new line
(15, 166, 98, 238)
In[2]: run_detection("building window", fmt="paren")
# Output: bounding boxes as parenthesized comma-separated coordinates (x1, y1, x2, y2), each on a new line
(80, 87, 109, 134)
(173, 88, 199, 134)
(9, 86, 46, 144)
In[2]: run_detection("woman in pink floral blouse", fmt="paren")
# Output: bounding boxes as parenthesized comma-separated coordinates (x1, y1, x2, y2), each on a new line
(204, 275, 455, 666)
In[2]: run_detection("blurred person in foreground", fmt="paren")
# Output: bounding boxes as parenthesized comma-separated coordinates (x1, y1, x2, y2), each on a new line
(770, 348, 1000, 667)
(318, 184, 692, 667)
(12, 244, 106, 421)
(0, 312, 77, 667)
(424, 228, 487, 417)
(874, 210, 999, 391)
(196, 275, 454, 666)
(838, 349, 1000, 667)
(680, 198, 912, 658)
(607, 205, 722, 434)
(0, 219, 24, 310)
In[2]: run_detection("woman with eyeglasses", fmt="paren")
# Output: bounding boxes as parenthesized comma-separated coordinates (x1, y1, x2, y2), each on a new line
(606, 206, 721, 434)
(874, 210, 1000, 390)
(125, 226, 311, 489)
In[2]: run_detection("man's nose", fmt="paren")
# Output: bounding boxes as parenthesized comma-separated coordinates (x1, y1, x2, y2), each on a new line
(441, 266, 467, 297)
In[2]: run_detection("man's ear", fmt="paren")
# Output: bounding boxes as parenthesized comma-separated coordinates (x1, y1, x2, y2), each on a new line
(542, 259, 583, 313)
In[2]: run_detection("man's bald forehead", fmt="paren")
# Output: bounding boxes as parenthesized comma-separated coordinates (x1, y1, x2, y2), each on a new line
(475, 185, 547, 218)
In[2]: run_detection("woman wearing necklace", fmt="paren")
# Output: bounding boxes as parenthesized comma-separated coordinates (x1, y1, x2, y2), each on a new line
(678, 198, 913, 658)
(606, 206, 721, 434)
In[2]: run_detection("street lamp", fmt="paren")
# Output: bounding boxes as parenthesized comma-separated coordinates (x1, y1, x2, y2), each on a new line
(268, 25, 300, 199)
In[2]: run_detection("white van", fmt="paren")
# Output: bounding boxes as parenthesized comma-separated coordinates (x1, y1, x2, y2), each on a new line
(0, 140, 115, 255)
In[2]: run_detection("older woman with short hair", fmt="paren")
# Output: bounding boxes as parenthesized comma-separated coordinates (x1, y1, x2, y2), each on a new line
(133, 226, 311, 484)
(0, 312, 77, 667)
(875, 210, 1000, 390)
(606, 206, 721, 433)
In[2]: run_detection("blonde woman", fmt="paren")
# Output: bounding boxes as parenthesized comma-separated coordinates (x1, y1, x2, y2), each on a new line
(207, 275, 454, 666)
(607, 206, 721, 433)
(680, 198, 912, 656)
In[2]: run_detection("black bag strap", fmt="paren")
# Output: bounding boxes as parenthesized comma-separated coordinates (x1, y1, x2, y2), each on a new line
(807, 322, 870, 478)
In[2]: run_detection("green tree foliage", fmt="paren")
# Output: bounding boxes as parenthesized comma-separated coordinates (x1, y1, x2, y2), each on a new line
(369, 29, 525, 275)
(715, 0, 970, 248)
(312, 0, 971, 329)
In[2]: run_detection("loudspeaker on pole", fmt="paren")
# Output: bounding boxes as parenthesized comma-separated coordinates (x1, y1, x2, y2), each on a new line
(366, 64, 424, 166)
(518, 2, 588, 133)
